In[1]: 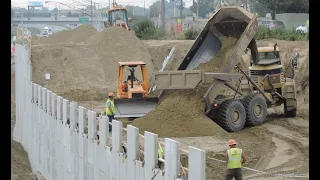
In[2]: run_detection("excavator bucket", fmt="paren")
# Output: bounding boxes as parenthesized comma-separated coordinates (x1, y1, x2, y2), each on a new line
(177, 6, 259, 71)
(114, 97, 159, 118)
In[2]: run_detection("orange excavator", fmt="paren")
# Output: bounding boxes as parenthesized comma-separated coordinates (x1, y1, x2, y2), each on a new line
(114, 61, 158, 118)
(104, 0, 131, 30)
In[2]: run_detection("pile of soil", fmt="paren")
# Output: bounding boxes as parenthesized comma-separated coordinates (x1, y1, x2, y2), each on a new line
(85, 27, 153, 85)
(31, 26, 153, 101)
(38, 24, 98, 44)
(11, 141, 33, 180)
(132, 37, 238, 137)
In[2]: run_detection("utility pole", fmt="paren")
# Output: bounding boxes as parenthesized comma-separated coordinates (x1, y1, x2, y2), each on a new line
(180, 0, 183, 21)
(245, 0, 247, 10)
(197, 0, 199, 17)
(90, 0, 93, 25)
(173, 0, 175, 18)
(160, 0, 165, 30)
(94, 2, 96, 24)
(144, 0, 145, 16)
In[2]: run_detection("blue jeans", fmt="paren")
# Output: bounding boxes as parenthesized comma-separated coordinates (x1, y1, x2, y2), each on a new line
(107, 115, 114, 132)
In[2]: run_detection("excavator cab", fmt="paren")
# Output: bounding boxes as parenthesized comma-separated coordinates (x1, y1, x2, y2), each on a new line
(106, 6, 130, 30)
(117, 61, 149, 98)
(114, 61, 158, 118)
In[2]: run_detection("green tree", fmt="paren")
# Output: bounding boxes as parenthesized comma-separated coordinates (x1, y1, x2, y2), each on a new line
(189, 0, 215, 18)
(51, 8, 58, 13)
(256, 0, 295, 20)
(67, 11, 72, 17)
(149, 1, 162, 18)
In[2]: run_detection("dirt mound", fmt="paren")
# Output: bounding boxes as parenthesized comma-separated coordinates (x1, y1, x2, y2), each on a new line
(132, 37, 238, 137)
(85, 27, 153, 83)
(32, 26, 153, 101)
(38, 24, 98, 44)
(11, 141, 33, 180)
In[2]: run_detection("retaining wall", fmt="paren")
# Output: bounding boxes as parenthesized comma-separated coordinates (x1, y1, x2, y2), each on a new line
(276, 13, 309, 30)
(13, 27, 206, 180)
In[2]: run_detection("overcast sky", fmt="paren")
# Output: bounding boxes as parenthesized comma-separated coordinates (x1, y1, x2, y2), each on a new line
(11, 0, 194, 9)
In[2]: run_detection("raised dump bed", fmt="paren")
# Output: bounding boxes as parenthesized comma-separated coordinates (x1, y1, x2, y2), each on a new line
(159, 6, 259, 111)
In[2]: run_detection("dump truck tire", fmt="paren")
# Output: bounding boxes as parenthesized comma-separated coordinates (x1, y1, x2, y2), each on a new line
(241, 94, 267, 126)
(284, 102, 297, 117)
(217, 100, 246, 132)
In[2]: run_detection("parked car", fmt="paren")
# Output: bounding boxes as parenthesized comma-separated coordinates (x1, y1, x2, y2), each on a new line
(296, 23, 308, 34)
(43, 31, 49, 37)
(258, 18, 286, 30)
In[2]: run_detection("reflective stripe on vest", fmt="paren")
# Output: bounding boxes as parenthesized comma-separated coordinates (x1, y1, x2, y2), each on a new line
(158, 143, 163, 158)
(106, 99, 116, 115)
(227, 148, 242, 169)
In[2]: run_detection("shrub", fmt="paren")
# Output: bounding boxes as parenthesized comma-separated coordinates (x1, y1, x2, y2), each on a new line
(184, 28, 200, 40)
(255, 26, 307, 41)
(132, 19, 164, 40)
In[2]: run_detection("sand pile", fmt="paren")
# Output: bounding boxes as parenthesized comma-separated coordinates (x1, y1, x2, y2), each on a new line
(85, 27, 153, 83)
(32, 26, 153, 101)
(132, 37, 238, 137)
(38, 24, 98, 44)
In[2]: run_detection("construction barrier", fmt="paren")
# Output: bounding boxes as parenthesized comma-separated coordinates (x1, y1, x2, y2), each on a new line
(175, 24, 183, 33)
(13, 27, 206, 180)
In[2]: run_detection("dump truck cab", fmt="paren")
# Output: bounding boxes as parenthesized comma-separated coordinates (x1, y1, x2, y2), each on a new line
(248, 44, 284, 91)
(241, 43, 300, 117)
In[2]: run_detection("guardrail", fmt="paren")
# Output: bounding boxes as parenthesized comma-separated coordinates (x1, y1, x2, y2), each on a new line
(13, 27, 206, 180)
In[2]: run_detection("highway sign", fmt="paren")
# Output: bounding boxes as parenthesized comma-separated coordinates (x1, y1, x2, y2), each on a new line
(28, 1, 44, 7)
(79, 17, 89, 23)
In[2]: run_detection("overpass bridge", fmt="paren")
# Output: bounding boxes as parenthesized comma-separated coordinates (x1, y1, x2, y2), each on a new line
(12, 17, 107, 25)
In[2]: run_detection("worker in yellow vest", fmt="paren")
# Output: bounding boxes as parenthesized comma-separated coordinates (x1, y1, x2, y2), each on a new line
(157, 143, 164, 169)
(224, 139, 246, 180)
(106, 92, 116, 132)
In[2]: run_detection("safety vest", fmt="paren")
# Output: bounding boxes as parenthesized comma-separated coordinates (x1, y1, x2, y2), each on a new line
(106, 99, 116, 116)
(227, 148, 242, 169)
(158, 143, 163, 159)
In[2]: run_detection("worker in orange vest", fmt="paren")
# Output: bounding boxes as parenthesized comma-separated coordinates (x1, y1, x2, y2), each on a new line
(224, 139, 246, 180)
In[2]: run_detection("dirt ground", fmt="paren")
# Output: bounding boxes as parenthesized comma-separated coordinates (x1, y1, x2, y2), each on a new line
(168, 39, 309, 180)
(11, 56, 34, 180)
(29, 28, 309, 180)
(77, 39, 309, 180)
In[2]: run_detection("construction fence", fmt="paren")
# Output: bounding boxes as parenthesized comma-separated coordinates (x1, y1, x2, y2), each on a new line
(13, 27, 206, 180)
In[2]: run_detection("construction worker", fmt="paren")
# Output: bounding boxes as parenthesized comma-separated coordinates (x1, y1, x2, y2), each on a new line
(224, 139, 246, 180)
(106, 92, 116, 132)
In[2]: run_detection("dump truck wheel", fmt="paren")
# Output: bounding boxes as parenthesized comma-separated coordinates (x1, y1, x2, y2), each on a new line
(241, 94, 267, 126)
(216, 100, 246, 132)
(284, 102, 297, 117)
